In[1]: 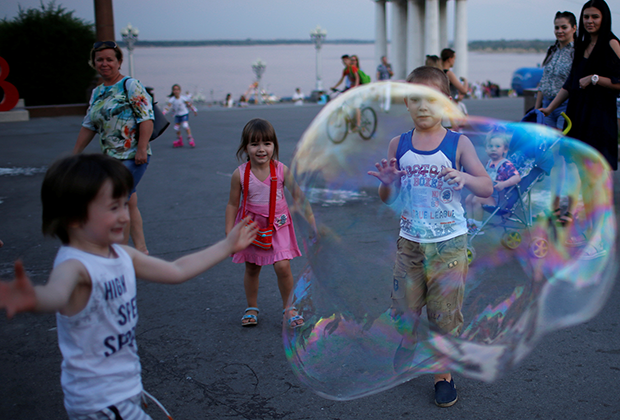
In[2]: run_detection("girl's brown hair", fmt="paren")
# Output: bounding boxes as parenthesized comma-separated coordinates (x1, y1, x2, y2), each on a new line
(236, 118, 280, 162)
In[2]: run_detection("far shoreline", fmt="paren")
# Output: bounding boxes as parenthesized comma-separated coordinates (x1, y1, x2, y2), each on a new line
(120, 39, 555, 53)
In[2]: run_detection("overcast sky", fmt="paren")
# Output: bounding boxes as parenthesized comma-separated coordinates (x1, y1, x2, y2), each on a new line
(1, 0, 619, 41)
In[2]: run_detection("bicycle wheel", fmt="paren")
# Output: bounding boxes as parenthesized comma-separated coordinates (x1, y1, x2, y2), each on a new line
(359, 107, 377, 140)
(326, 108, 348, 144)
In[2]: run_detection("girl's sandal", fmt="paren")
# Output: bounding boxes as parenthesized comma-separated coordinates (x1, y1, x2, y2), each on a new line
(283, 306, 305, 329)
(241, 307, 259, 327)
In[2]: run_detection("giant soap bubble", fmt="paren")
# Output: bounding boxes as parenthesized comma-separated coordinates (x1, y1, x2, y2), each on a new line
(282, 82, 617, 400)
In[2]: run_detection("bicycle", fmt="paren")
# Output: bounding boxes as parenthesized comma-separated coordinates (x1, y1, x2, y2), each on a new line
(326, 88, 377, 144)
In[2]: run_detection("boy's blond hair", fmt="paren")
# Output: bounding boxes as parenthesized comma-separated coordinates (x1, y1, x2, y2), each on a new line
(405, 66, 451, 97)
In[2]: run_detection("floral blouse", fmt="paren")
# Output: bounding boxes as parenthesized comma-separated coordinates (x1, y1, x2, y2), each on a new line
(539, 42, 574, 99)
(82, 77, 154, 160)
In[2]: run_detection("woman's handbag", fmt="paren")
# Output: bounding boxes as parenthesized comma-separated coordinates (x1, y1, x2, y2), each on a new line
(124, 78, 170, 141)
(242, 160, 277, 249)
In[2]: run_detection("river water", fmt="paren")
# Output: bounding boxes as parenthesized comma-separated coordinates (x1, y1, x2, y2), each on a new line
(128, 43, 544, 103)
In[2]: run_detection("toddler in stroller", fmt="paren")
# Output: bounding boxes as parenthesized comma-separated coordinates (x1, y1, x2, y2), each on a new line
(465, 129, 522, 236)
(465, 112, 558, 264)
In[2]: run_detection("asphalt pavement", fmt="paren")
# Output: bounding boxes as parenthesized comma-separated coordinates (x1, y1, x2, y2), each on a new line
(1, 97, 619, 420)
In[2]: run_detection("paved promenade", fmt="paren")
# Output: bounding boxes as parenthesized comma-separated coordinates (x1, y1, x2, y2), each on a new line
(1, 97, 619, 419)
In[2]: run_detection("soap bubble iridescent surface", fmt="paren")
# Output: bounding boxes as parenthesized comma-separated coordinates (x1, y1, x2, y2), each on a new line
(282, 82, 617, 400)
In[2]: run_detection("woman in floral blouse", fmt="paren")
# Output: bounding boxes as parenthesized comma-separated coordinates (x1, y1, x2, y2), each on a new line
(73, 41, 154, 254)
(535, 11, 577, 129)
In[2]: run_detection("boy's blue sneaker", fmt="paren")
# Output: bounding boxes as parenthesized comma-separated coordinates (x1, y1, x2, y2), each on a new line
(434, 379, 458, 407)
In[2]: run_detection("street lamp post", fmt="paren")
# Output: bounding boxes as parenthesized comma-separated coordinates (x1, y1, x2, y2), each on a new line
(310, 25, 327, 92)
(252, 58, 266, 104)
(120, 23, 139, 78)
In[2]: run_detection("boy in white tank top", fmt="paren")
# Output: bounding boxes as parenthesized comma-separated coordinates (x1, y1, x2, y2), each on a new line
(0, 154, 258, 419)
(369, 66, 493, 408)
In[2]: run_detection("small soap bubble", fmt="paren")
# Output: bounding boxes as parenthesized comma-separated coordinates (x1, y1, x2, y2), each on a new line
(283, 82, 616, 400)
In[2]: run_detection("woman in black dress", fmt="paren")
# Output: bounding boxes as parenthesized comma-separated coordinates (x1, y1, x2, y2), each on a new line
(541, 0, 619, 259)
(542, 0, 620, 170)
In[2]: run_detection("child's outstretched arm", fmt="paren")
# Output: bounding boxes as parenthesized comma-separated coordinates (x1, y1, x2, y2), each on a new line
(128, 217, 258, 285)
(368, 136, 405, 204)
(440, 134, 493, 198)
(0, 259, 90, 319)
(225, 168, 242, 236)
(187, 101, 198, 116)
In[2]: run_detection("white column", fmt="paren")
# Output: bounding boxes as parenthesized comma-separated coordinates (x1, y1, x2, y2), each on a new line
(439, 0, 448, 49)
(424, 0, 440, 56)
(391, 0, 408, 80)
(407, 0, 425, 73)
(375, 0, 388, 73)
(454, 0, 468, 79)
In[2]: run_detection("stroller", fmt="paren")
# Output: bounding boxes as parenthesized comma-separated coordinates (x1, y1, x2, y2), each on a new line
(466, 110, 571, 264)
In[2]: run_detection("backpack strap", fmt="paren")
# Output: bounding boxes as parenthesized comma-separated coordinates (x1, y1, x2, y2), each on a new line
(123, 77, 139, 119)
(242, 160, 277, 227)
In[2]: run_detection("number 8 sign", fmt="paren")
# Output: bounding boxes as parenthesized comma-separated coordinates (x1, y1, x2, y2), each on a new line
(0, 56, 20, 112)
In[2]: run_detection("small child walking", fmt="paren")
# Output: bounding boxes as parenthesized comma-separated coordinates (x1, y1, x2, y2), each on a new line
(465, 131, 521, 234)
(225, 118, 305, 328)
(163, 84, 198, 147)
(0, 153, 257, 420)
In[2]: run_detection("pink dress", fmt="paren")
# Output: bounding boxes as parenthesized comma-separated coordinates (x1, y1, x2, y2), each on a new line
(232, 160, 301, 266)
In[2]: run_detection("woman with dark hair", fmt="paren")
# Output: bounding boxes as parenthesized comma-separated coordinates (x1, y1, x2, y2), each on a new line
(541, 0, 620, 170)
(535, 11, 577, 129)
(440, 48, 469, 99)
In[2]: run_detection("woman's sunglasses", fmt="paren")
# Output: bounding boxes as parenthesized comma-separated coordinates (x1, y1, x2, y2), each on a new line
(93, 41, 118, 49)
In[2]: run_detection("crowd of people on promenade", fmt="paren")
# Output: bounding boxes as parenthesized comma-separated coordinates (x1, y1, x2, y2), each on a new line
(217, 48, 505, 109)
(0, 0, 618, 418)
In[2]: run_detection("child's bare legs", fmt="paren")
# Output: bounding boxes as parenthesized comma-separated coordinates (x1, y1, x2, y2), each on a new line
(123, 193, 148, 254)
(467, 195, 495, 229)
(471, 195, 495, 222)
(185, 126, 195, 147)
(275, 260, 303, 327)
(274, 260, 293, 306)
(243, 262, 261, 325)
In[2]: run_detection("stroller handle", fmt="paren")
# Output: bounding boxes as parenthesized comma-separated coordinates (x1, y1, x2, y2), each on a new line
(561, 112, 572, 136)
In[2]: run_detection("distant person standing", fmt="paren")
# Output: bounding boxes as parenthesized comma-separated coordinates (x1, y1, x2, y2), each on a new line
(535, 11, 577, 129)
(225, 93, 234, 108)
(376, 56, 393, 80)
(441, 48, 469, 99)
(292, 88, 304, 106)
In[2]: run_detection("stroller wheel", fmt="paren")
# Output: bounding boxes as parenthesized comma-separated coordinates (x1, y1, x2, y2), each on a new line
(467, 245, 476, 265)
(529, 237, 549, 258)
(501, 231, 522, 250)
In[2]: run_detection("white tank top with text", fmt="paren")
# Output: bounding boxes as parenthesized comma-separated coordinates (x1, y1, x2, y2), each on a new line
(395, 129, 467, 243)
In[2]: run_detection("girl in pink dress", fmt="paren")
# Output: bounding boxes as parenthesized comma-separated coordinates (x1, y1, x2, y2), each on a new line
(225, 118, 304, 328)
